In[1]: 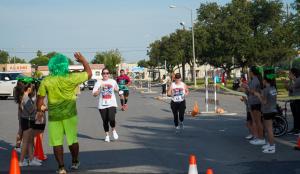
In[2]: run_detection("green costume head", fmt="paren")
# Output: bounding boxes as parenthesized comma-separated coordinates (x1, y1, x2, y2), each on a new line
(48, 53, 69, 76)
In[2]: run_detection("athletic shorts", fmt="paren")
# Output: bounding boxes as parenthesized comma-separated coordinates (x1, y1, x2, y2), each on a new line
(33, 123, 46, 131)
(48, 116, 78, 146)
(246, 112, 252, 121)
(20, 118, 35, 131)
(121, 90, 129, 97)
(250, 104, 261, 112)
(263, 112, 276, 120)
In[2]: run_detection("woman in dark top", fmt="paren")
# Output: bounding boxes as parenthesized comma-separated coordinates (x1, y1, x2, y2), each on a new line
(285, 68, 300, 135)
(242, 66, 265, 145)
(254, 74, 277, 153)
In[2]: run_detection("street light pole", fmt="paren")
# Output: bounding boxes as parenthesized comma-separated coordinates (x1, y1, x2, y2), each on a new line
(191, 9, 196, 87)
(170, 5, 197, 87)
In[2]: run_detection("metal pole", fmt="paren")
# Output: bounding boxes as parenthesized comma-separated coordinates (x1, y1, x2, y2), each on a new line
(191, 9, 196, 87)
(214, 70, 217, 112)
(165, 60, 167, 96)
(205, 67, 208, 112)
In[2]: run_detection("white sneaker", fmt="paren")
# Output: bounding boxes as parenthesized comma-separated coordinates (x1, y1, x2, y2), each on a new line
(112, 130, 119, 140)
(33, 157, 42, 163)
(175, 126, 180, 133)
(250, 138, 266, 145)
(105, 135, 110, 142)
(262, 143, 270, 149)
(19, 159, 28, 167)
(245, 134, 254, 140)
(262, 145, 275, 154)
(179, 122, 184, 130)
(29, 158, 42, 166)
(15, 147, 21, 153)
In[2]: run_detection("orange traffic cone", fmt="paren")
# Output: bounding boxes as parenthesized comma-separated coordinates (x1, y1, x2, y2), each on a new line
(188, 154, 198, 174)
(191, 101, 200, 117)
(206, 168, 214, 174)
(34, 133, 47, 160)
(294, 137, 300, 150)
(9, 149, 20, 174)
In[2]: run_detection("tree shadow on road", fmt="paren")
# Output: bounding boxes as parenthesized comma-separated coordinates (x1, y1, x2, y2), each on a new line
(78, 133, 103, 141)
(230, 159, 300, 174)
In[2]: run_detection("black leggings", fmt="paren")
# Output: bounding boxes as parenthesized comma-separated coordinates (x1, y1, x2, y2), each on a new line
(99, 107, 117, 132)
(290, 100, 300, 130)
(170, 100, 186, 127)
(162, 84, 167, 94)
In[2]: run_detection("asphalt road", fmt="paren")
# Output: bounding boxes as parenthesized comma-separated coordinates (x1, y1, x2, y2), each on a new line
(1, 87, 300, 174)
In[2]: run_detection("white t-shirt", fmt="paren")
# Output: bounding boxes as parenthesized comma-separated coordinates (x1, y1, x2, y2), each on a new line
(93, 79, 119, 109)
(171, 82, 186, 102)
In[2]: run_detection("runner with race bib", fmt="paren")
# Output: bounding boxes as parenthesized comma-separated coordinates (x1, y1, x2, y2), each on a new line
(93, 68, 120, 143)
(167, 73, 189, 133)
(116, 69, 131, 111)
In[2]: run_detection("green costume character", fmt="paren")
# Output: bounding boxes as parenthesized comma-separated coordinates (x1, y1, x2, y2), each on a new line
(37, 53, 92, 174)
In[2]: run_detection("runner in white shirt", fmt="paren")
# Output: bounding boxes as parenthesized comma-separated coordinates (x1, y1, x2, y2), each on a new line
(93, 68, 119, 142)
(167, 73, 189, 133)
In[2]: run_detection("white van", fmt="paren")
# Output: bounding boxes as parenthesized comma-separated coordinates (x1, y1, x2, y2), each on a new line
(0, 72, 25, 100)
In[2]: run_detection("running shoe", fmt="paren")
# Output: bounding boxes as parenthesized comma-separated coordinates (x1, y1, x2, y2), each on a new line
(56, 167, 67, 174)
(179, 122, 184, 130)
(19, 159, 28, 167)
(70, 161, 80, 170)
(33, 157, 42, 163)
(175, 126, 180, 133)
(28, 158, 42, 166)
(14, 147, 21, 153)
(262, 145, 275, 154)
(245, 134, 254, 140)
(262, 143, 270, 149)
(249, 138, 266, 145)
(105, 135, 110, 142)
(124, 104, 128, 110)
(121, 105, 125, 111)
(113, 130, 119, 140)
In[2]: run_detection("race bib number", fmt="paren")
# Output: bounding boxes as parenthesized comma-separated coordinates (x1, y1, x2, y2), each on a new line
(102, 98, 112, 106)
(119, 91, 124, 95)
(173, 95, 184, 102)
(173, 88, 184, 102)
(101, 84, 113, 106)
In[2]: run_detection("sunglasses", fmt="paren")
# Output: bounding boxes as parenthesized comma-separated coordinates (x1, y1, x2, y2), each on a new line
(102, 72, 110, 75)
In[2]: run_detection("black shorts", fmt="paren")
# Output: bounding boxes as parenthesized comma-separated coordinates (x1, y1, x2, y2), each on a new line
(263, 112, 277, 120)
(20, 118, 35, 131)
(33, 123, 46, 131)
(246, 112, 252, 121)
(250, 104, 261, 111)
(122, 90, 129, 97)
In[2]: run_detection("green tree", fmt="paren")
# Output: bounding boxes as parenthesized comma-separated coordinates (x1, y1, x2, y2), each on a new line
(196, 0, 296, 76)
(45, 51, 57, 58)
(197, 1, 253, 77)
(0, 50, 9, 64)
(137, 59, 149, 68)
(8, 56, 26, 63)
(29, 56, 49, 66)
(91, 49, 123, 75)
(36, 50, 43, 57)
(293, 0, 300, 48)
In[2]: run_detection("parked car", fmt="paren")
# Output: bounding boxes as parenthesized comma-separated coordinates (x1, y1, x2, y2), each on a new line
(0, 72, 25, 100)
(87, 79, 97, 90)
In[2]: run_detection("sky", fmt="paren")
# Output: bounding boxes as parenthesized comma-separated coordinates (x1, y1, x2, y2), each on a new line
(0, 0, 295, 63)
